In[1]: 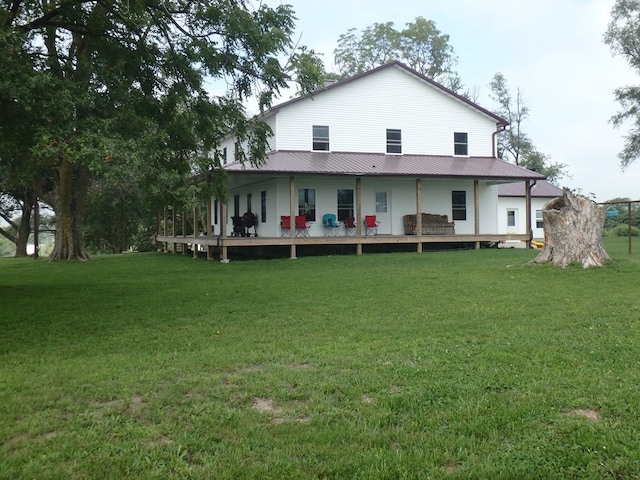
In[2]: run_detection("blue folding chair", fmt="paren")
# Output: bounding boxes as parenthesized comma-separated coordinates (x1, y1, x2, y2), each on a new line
(322, 214, 340, 236)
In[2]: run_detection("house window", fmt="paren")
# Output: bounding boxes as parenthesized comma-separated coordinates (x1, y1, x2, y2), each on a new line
(536, 210, 543, 229)
(261, 191, 267, 223)
(222, 147, 227, 165)
(454, 132, 468, 156)
(337, 189, 354, 221)
(386, 129, 402, 154)
(452, 191, 467, 221)
(375, 192, 388, 213)
(507, 209, 516, 227)
(246, 193, 252, 213)
(298, 188, 316, 221)
(233, 194, 240, 218)
(312, 125, 329, 151)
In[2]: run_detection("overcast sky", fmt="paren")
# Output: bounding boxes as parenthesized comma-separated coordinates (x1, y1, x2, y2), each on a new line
(268, 0, 639, 202)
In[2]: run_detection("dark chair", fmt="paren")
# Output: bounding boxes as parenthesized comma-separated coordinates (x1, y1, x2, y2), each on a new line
(295, 215, 311, 237)
(363, 215, 379, 236)
(322, 214, 340, 236)
(231, 216, 246, 237)
(242, 211, 258, 237)
(343, 216, 356, 236)
(280, 215, 291, 237)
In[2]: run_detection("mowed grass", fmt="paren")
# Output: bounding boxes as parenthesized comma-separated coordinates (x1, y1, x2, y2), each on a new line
(1, 238, 640, 479)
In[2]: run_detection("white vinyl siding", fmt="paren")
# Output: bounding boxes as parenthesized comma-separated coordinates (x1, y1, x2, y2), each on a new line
(273, 66, 497, 156)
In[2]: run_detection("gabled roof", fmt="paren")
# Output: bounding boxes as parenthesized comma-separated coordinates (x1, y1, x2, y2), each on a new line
(263, 61, 508, 127)
(224, 151, 545, 181)
(498, 179, 563, 197)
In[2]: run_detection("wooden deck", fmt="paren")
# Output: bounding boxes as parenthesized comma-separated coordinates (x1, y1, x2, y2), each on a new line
(156, 233, 532, 261)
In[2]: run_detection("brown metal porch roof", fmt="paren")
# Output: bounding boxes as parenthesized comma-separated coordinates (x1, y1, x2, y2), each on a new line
(224, 150, 546, 181)
(498, 179, 563, 197)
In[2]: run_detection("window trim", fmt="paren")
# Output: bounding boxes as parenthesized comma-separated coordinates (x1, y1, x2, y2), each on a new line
(386, 129, 402, 154)
(507, 209, 516, 228)
(452, 190, 467, 221)
(337, 189, 354, 221)
(312, 125, 330, 152)
(298, 188, 316, 222)
(454, 132, 468, 156)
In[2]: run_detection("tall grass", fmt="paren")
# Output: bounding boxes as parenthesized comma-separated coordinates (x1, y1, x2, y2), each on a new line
(1, 237, 639, 479)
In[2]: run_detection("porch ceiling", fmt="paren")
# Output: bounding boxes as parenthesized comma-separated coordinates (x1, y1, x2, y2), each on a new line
(223, 150, 546, 183)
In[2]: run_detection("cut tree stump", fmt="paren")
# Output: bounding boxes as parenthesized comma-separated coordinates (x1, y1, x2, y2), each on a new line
(528, 188, 609, 268)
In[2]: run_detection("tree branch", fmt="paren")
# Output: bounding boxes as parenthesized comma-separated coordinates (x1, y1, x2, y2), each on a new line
(15, 0, 94, 32)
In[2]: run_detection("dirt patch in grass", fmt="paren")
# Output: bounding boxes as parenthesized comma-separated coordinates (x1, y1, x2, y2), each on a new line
(128, 395, 145, 415)
(251, 397, 311, 424)
(145, 436, 174, 447)
(3, 431, 64, 450)
(566, 408, 601, 422)
(2, 433, 29, 449)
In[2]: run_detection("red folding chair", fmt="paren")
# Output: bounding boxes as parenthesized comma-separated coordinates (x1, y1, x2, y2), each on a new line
(363, 215, 379, 236)
(294, 215, 310, 237)
(343, 216, 356, 236)
(280, 215, 291, 237)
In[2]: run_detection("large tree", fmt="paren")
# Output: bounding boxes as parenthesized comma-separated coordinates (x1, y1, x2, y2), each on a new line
(1, 1, 323, 260)
(333, 17, 461, 90)
(489, 73, 568, 183)
(605, 0, 640, 168)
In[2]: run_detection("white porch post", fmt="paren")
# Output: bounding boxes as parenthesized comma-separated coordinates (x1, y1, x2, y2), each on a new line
(206, 200, 213, 260)
(474, 180, 480, 250)
(181, 210, 187, 255)
(289, 176, 296, 259)
(356, 177, 362, 254)
(525, 180, 532, 249)
(220, 201, 228, 262)
(193, 204, 199, 258)
(416, 178, 423, 253)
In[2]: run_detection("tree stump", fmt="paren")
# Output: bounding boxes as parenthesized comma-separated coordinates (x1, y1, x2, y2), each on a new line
(528, 188, 609, 268)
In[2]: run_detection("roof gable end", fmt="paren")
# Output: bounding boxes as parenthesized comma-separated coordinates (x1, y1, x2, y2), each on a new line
(264, 61, 508, 126)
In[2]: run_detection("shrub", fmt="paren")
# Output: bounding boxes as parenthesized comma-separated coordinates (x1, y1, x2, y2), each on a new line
(610, 224, 640, 237)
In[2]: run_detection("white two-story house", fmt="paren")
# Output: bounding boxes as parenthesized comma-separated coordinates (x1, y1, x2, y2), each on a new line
(159, 61, 545, 260)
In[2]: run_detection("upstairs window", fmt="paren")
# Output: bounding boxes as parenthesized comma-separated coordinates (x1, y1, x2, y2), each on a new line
(313, 125, 330, 151)
(222, 147, 227, 165)
(452, 190, 467, 221)
(386, 129, 402, 154)
(454, 132, 468, 156)
(507, 209, 516, 227)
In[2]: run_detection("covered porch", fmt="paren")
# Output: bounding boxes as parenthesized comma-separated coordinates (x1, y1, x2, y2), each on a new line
(156, 175, 536, 261)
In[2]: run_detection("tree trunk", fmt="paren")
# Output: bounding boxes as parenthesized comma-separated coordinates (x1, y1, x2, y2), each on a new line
(49, 158, 91, 261)
(528, 188, 608, 268)
(14, 201, 32, 257)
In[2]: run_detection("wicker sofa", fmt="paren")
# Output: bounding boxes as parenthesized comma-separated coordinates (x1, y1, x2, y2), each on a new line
(403, 213, 455, 235)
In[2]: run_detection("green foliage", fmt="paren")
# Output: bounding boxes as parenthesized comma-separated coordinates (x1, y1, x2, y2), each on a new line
(0, 233, 14, 257)
(1, 238, 640, 478)
(490, 73, 568, 182)
(333, 17, 461, 91)
(607, 224, 640, 236)
(1, 1, 324, 259)
(605, 0, 640, 168)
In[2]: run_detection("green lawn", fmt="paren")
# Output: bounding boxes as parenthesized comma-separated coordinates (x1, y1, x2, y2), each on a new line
(1, 238, 639, 479)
